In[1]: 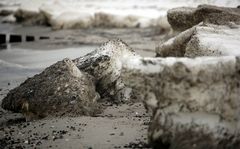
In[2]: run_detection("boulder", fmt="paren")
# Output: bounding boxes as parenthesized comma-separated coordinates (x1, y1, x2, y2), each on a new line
(0, 9, 15, 16)
(1, 58, 100, 120)
(168, 5, 240, 31)
(156, 24, 240, 57)
(94, 12, 140, 28)
(167, 7, 197, 31)
(50, 12, 94, 30)
(2, 14, 16, 23)
(122, 56, 240, 148)
(73, 39, 139, 101)
(14, 8, 47, 25)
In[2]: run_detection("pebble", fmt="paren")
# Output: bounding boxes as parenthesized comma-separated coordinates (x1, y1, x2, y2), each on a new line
(24, 140, 29, 144)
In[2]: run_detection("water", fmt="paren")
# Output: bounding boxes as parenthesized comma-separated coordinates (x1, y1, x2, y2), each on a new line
(0, 45, 97, 88)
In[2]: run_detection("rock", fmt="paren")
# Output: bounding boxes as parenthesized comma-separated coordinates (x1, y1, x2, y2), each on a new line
(156, 24, 240, 57)
(0, 1, 172, 30)
(168, 5, 240, 31)
(167, 7, 197, 31)
(1, 58, 100, 120)
(0, 9, 15, 16)
(14, 8, 47, 25)
(156, 26, 195, 57)
(122, 56, 240, 148)
(73, 39, 139, 101)
(2, 14, 16, 23)
(50, 12, 93, 30)
(94, 12, 139, 28)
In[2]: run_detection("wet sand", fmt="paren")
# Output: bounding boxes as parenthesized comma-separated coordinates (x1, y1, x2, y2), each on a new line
(0, 100, 150, 149)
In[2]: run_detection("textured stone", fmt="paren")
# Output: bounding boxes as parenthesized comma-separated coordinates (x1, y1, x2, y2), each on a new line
(2, 58, 100, 120)
(122, 56, 240, 148)
(14, 9, 47, 25)
(168, 5, 240, 31)
(156, 24, 240, 57)
(74, 39, 138, 101)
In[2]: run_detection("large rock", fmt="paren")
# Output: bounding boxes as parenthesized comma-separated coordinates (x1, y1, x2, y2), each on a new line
(14, 9, 47, 25)
(94, 12, 139, 28)
(122, 56, 240, 148)
(49, 12, 94, 30)
(73, 39, 139, 101)
(168, 5, 240, 31)
(156, 24, 240, 57)
(1, 58, 100, 120)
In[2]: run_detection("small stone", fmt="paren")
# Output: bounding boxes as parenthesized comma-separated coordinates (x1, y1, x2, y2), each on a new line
(109, 133, 115, 136)
(24, 140, 28, 144)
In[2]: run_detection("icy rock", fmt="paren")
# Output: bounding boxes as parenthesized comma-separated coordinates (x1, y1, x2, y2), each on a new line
(94, 12, 140, 28)
(168, 5, 240, 31)
(39, 0, 94, 30)
(122, 56, 240, 148)
(167, 7, 197, 31)
(73, 39, 139, 101)
(14, 8, 47, 25)
(2, 14, 16, 23)
(0, 9, 15, 16)
(50, 11, 94, 30)
(0, 1, 172, 30)
(156, 24, 240, 57)
(1, 58, 100, 120)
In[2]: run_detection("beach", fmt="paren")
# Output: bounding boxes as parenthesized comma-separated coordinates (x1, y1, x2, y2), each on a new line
(1, 0, 240, 149)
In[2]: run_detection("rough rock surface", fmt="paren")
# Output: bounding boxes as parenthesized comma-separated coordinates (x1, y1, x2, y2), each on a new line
(0, 1, 172, 30)
(73, 40, 139, 101)
(49, 12, 93, 30)
(156, 24, 240, 57)
(93, 12, 139, 28)
(14, 9, 47, 25)
(122, 56, 240, 148)
(1, 58, 100, 120)
(168, 5, 240, 31)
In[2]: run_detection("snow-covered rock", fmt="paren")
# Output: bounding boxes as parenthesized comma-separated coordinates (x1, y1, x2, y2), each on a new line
(0, 8, 15, 16)
(168, 5, 240, 31)
(122, 56, 240, 148)
(2, 14, 16, 23)
(50, 12, 93, 30)
(156, 24, 240, 57)
(74, 39, 139, 101)
(9, 2, 171, 29)
(2, 1, 239, 29)
(14, 8, 47, 25)
(94, 12, 140, 28)
(1, 58, 100, 120)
